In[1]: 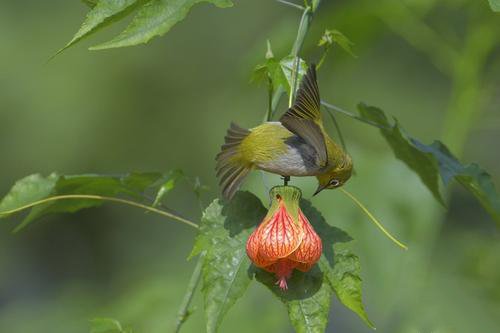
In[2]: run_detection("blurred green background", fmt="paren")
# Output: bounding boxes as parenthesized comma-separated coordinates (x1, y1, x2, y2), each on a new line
(1, 0, 499, 332)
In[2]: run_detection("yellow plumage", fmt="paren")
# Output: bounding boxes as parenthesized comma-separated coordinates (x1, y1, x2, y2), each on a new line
(216, 65, 352, 200)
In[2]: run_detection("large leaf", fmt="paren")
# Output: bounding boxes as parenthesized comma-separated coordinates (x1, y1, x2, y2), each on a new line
(191, 192, 266, 333)
(255, 266, 333, 333)
(358, 103, 500, 224)
(57, 0, 139, 55)
(489, 0, 500, 11)
(90, 0, 233, 50)
(301, 200, 374, 329)
(358, 103, 444, 205)
(0, 173, 164, 231)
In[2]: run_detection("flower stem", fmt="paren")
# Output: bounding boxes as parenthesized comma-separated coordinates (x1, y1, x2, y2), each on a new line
(340, 188, 408, 250)
(0, 194, 199, 230)
(174, 252, 205, 333)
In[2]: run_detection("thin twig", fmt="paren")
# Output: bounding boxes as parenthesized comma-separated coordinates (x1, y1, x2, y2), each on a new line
(324, 107, 347, 151)
(341, 188, 408, 250)
(269, 4, 315, 120)
(320, 100, 390, 130)
(174, 252, 205, 333)
(0, 194, 199, 229)
(275, 0, 305, 11)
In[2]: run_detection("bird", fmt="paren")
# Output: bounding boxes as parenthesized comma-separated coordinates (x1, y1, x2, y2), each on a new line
(216, 64, 353, 200)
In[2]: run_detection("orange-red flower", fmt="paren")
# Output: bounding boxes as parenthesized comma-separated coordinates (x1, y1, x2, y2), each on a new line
(246, 186, 322, 290)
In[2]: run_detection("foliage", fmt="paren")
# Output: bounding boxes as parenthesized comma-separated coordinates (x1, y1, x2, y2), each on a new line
(489, 0, 500, 11)
(57, 0, 233, 54)
(191, 192, 371, 332)
(1, 0, 499, 332)
(358, 104, 500, 224)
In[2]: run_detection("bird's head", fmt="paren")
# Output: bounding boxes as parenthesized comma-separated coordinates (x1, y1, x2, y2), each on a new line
(314, 155, 353, 196)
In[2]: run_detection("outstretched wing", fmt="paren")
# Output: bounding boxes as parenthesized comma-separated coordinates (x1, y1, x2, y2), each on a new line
(280, 64, 327, 167)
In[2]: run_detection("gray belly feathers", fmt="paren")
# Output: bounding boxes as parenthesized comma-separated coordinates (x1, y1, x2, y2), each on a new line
(257, 135, 322, 176)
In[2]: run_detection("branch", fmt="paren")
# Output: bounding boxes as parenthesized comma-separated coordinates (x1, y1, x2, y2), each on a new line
(270, 1, 320, 119)
(0, 194, 199, 229)
(174, 252, 205, 332)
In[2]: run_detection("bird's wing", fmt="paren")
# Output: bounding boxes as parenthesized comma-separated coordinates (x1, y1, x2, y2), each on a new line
(280, 64, 328, 167)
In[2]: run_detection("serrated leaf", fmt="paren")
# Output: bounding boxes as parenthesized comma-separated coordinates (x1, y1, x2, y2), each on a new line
(192, 192, 266, 333)
(90, 318, 131, 333)
(251, 55, 307, 98)
(90, 0, 233, 50)
(412, 141, 500, 223)
(318, 29, 356, 57)
(255, 267, 333, 333)
(301, 200, 374, 329)
(57, 0, 139, 55)
(358, 103, 500, 224)
(488, 0, 500, 11)
(358, 103, 445, 206)
(0, 173, 164, 231)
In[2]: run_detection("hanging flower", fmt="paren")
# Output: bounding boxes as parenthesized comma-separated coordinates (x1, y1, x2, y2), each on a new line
(246, 186, 322, 290)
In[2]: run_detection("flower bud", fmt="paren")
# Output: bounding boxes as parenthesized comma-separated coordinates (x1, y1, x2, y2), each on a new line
(246, 186, 322, 290)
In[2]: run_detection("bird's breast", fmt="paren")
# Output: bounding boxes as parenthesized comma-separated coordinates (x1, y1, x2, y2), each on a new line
(255, 134, 322, 176)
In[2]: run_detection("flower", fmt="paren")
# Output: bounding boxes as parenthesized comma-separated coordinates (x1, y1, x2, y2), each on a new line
(246, 186, 322, 290)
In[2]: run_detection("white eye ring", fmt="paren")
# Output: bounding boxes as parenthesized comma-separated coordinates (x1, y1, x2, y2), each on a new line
(330, 179, 340, 187)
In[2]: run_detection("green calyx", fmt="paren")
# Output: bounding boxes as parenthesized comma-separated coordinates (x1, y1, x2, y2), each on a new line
(267, 186, 302, 225)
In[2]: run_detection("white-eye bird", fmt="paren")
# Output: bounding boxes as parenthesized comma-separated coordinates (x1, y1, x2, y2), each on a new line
(216, 65, 352, 200)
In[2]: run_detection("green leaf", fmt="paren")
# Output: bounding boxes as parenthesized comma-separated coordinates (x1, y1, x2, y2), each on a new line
(191, 192, 266, 333)
(82, 0, 99, 8)
(358, 103, 500, 224)
(413, 141, 500, 223)
(0, 174, 58, 215)
(255, 267, 333, 333)
(488, 0, 500, 11)
(152, 169, 184, 207)
(279, 55, 308, 96)
(252, 54, 307, 98)
(0, 173, 164, 231)
(90, 318, 132, 333)
(301, 200, 374, 329)
(57, 0, 139, 55)
(358, 103, 445, 205)
(318, 29, 356, 57)
(90, 0, 233, 50)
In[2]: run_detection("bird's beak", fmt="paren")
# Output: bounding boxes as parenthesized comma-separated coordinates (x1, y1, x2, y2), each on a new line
(313, 184, 327, 196)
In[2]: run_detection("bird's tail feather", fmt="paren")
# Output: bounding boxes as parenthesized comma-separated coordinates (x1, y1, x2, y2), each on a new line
(216, 123, 252, 200)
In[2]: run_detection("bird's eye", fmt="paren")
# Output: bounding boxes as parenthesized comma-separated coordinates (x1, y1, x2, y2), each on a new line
(329, 179, 340, 187)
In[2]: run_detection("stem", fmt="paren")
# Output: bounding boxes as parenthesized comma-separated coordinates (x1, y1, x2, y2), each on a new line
(288, 56, 300, 108)
(174, 253, 205, 333)
(321, 101, 389, 130)
(269, 1, 318, 120)
(0, 194, 199, 229)
(324, 107, 347, 151)
(441, 22, 496, 157)
(266, 76, 274, 122)
(340, 188, 408, 250)
(275, 0, 305, 10)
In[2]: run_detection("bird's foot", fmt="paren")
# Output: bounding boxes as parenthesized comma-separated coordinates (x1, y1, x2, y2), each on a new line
(281, 175, 290, 186)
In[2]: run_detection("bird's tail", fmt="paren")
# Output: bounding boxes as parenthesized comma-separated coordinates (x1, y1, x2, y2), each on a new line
(216, 122, 252, 200)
